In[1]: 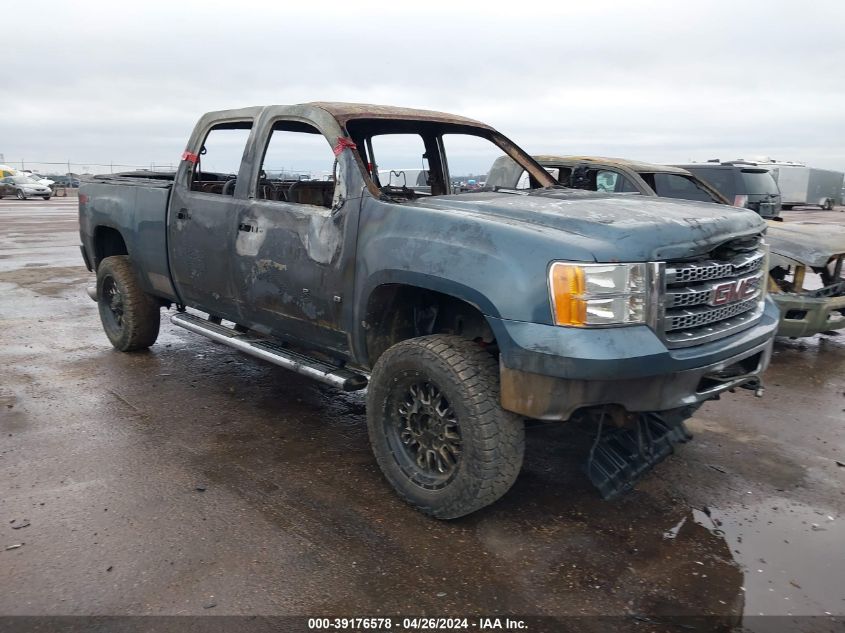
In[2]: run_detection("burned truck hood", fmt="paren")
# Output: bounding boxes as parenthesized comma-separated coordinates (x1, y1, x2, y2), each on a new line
(766, 221, 845, 267)
(409, 189, 765, 261)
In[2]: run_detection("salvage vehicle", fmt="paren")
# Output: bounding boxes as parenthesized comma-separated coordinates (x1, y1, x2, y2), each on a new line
(487, 155, 728, 204)
(675, 161, 782, 219)
(78, 103, 779, 518)
(488, 155, 845, 339)
(0, 175, 52, 200)
(766, 224, 845, 337)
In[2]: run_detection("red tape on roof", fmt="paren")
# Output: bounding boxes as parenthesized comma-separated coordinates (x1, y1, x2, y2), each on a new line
(181, 151, 199, 164)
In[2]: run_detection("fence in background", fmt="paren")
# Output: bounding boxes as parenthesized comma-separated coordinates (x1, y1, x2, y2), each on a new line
(0, 160, 177, 176)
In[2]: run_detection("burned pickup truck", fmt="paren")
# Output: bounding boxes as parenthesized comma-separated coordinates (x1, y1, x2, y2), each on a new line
(79, 103, 778, 518)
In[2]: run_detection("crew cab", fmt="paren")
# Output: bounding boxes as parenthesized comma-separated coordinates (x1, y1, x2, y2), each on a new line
(78, 103, 779, 517)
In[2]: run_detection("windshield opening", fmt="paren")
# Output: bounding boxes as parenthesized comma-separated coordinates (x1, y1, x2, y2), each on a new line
(10, 176, 39, 184)
(344, 119, 554, 201)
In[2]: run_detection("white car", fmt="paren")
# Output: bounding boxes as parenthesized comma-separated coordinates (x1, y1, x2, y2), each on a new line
(0, 175, 52, 200)
(19, 171, 55, 187)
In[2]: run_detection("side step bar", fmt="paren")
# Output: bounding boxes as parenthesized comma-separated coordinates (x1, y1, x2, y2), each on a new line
(171, 312, 368, 392)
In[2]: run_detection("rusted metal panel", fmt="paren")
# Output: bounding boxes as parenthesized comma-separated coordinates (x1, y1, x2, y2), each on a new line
(308, 102, 493, 128)
(766, 221, 845, 268)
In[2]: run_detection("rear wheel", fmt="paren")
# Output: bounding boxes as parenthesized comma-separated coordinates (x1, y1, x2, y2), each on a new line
(15, 189, 26, 200)
(366, 334, 524, 519)
(823, 199, 834, 211)
(96, 255, 160, 351)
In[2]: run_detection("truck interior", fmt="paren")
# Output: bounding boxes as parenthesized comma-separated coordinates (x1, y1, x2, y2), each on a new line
(185, 119, 555, 207)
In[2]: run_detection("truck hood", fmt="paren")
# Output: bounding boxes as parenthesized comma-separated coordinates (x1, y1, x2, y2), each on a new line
(408, 189, 765, 261)
(766, 221, 845, 267)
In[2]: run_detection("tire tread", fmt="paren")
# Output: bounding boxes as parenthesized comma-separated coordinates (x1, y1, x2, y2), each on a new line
(367, 334, 524, 519)
(97, 255, 160, 351)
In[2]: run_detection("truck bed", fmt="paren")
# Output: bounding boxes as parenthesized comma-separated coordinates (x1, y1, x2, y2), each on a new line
(79, 174, 177, 301)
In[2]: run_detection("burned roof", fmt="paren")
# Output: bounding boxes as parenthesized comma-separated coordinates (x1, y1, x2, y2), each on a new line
(307, 102, 492, 129)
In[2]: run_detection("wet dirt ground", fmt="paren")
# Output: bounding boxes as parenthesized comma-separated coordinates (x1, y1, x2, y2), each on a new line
(1, 198, 843, 630)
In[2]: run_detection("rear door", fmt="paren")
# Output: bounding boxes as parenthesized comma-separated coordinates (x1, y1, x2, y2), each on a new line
(168, 120, 254, 321)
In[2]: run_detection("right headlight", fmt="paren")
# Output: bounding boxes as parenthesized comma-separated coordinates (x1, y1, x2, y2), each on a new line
(549, 262, 649, 327)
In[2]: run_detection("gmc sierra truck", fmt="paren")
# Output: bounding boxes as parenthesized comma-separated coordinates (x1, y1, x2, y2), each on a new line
(78, 103, 779, 518)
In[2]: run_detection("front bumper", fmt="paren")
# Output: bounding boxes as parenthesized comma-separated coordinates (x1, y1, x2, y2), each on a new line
(490, 298, 779, 420)
(772, 292, 845, 337)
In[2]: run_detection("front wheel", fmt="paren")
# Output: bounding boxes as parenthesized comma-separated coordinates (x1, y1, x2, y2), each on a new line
(823, 199, 834, 210)
(42, 195, 51, 201)
(96, 255, 161, 351)
(16, 189, 26, 200)
(366, 335, 524, 519)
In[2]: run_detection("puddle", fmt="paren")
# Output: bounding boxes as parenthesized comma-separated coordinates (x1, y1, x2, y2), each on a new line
(696, 499, 844, 616)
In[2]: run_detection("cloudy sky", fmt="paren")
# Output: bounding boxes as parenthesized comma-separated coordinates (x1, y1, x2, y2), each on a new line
(2, 0, 843, 174)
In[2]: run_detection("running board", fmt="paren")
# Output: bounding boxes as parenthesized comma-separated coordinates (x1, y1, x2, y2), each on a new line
(170, 312, 368, 392)
(585, 413, 693, 500)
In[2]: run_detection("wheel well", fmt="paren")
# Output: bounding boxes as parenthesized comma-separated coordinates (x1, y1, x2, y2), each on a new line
(93, 227, 128, 268)
(364, 284, 495, 367)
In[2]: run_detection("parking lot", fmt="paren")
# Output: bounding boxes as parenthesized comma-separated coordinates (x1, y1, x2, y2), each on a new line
(1, 198, 843, 627)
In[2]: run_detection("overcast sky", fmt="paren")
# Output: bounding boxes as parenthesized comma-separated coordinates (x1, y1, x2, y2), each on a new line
(2, 0, 843, 174)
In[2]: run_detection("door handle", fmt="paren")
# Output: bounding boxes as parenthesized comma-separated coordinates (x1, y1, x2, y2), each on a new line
(176, 208, 191, 220)
(238, 223, 256, 233)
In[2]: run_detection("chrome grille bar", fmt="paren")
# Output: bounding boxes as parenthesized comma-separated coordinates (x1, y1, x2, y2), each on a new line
(665, 271, 766, 309)
(659, 238, 766, 348)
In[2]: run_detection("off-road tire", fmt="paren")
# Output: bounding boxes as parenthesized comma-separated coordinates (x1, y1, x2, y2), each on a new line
(16, 189, 26, 200)
(366, 334, 524, 519)
(96, 255, 160, 351)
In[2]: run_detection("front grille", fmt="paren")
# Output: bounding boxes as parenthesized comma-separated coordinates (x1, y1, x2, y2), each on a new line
(660, 236, 766, 348)
(667, 296, 760, 331)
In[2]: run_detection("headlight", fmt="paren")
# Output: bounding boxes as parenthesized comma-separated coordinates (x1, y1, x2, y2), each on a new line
(549, 262, 649, 326)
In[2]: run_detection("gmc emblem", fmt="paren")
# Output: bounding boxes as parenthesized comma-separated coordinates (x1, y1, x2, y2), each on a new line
(709, 276, 759, 306)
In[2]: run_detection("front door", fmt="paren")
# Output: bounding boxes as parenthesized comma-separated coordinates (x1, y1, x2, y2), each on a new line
(168, 120, 254, 321)
(230, 118, 353, 354)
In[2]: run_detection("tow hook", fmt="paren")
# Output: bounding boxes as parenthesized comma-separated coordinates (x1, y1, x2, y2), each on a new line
(740, 378, 765, 398)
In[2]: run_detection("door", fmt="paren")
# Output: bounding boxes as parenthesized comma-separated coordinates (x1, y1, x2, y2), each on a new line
(168, 120, 253, 321)
(0, 177, 13, 197)
(231, 118, 352, 354)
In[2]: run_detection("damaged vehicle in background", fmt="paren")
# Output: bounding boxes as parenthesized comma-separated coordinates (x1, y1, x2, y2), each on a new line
(489, 155, 727, 204)
(78, 103, 779, 518)
(766, 225, 845, 337)
(488, 155, 845, 339)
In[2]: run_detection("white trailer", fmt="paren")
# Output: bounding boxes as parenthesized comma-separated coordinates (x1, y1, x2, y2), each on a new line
(762, 162, 843, 210)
